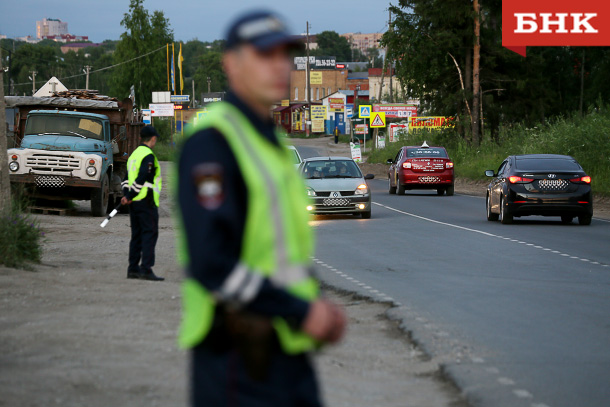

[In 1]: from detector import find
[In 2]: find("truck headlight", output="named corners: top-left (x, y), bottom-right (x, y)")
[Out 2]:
top-left (86, 166), bottom-right (97, 177)
top-left (9, 161), bottom-right (19, 172)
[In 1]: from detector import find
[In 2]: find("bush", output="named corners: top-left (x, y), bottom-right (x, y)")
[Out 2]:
top-left (367, 108), bottom-right (610, 196)
top-left (0, 208), bottom-right (44, 269)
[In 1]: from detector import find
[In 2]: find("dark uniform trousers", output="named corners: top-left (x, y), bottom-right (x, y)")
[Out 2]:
top-left (128, 200), bottom-right (159, 274)
top-left (191, 344), bottom-right (322, 407)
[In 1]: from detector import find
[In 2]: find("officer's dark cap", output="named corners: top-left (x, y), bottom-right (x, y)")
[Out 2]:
top-left (224, 11), bottom-right (304, 52)
top-left (140, 125), bottom-right (159, 140)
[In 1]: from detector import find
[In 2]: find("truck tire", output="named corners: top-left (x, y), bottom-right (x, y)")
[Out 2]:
top-left (91, 174), bottom-right (110, 217)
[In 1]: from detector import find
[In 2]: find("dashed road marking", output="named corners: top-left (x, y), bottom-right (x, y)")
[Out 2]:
top-left (373, 202), bottom-right (608, 269)
top-left (514, 389), bottom-right (533, 398)
top-left (498, 377), bottom-right (515, 386)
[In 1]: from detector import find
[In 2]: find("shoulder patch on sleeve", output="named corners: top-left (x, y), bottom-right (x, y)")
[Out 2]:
top-left (193, 163), bottom-right (224, 210)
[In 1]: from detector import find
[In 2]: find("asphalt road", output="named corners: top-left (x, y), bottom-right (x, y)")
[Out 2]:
top-left (297, 146), bottom-right (610, 407)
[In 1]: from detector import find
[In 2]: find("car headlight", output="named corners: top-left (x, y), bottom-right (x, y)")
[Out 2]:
top-left (306, 188), bottom-right (317, 197)
top-left (86, 166), bottom-right (97, 177)
top-left (9, 161), bottom-right (19, 172)
top-left (355, 184), bottom-right (368, 195)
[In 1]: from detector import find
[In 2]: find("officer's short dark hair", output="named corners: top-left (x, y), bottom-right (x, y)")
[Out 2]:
top-left (140, 126), bottom-right (159, 142)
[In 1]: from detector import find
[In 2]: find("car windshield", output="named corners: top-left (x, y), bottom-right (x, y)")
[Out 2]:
top-left (25, 115), bottom-right (104, 141)
top-left (515, 158), bottom-right (581, 171)
top-left (302, 160), bottom-right (362, 179)
top-left (406, 147), bottom-right (448, 158)
top-left (289, 149), bottom-right (301, 164)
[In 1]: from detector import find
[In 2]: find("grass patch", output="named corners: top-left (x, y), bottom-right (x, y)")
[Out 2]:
top-left (0, 202), bottom-right (44, 270)
top-left (153, 141), bottom-right (178, 162)
top-left (366, 107), bottom-right (610, 196)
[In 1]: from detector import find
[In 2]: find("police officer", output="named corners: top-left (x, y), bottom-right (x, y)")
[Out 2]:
top-left (176, 10), bottom-right (346, 407)
top-left (122, 126), bottom-right (164, 281)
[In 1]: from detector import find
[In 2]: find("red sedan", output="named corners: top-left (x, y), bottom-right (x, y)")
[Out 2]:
top-left (387, 142), bottom-right (455, 196)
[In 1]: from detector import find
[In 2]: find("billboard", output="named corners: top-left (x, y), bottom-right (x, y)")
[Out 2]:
top-left (310, 105), bottom-right (327, 120)
top-left (329, 98), bottom-right (344, 112)
top-left (201, 92), bottom-right (225, 105)
top-left (373, 104), bottom-right (418, 118)
top-left (149, 103), bottom-right (174, 117)
top-left (410, 116), bottom-right (456, 129)
top-left (294, 56), bottom-right (337, 70)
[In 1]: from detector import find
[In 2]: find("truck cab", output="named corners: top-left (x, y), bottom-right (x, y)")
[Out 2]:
top-left (5, 95), bottom-right (142, 216)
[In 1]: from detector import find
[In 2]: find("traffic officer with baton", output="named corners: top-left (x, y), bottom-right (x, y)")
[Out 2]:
top-left (176, 10), bottom-right (346, 407)
top-left (122, 125), bottom-right (164, 281)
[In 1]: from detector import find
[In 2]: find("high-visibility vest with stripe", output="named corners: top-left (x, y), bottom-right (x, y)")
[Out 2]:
top-left (127, 146), bottom-right (162, 207)
top-left (177, 102), bottom-right (319, 354)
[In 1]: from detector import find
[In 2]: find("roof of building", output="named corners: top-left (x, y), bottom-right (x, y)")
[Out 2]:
top-left (347, 72), bottom-right (369, 80)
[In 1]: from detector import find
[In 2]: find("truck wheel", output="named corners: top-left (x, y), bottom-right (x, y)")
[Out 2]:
top-left (91, 174), bottom-right (109, 217)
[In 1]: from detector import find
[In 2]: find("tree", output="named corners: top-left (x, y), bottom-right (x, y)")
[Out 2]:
top-left (193, 50), bottom-right (226, 95)
top-left (0, 48), bottom-right (11, 212)
top-left (111, 0), bottom-right (173, 108)
top-left (312, 31), bottom-right (352, 61)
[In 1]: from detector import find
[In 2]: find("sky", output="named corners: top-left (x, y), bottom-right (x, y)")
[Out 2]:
top-left (0, 0), bottom-right (390, 43)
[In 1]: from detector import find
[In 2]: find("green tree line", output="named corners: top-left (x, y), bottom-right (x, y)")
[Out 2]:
top-left (384, 0), bottom-right (610, 144)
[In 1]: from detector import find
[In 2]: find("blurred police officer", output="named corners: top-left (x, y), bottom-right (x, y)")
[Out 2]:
top-left (122, 126), bottom-right (164, 281)
top-left (176, 10), bottom-right (346, 407)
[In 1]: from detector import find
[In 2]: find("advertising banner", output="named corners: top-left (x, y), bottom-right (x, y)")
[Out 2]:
top-left (410, 116), bottom-right (455, 129)
top-left (310, 105), bottom-right (327, 120)
top-left (355, 124), bottom-right (368, 134)
top-left (329, 98), bottom-right (344, 112)
top-left (294, 56), bottom-right (337, 70)
top-left (310, 72), bottom-right (323, 85)
top-left (350, 142), bottom-right (362, 163)
top-left (389, 123), bottom-right (408, 142)
top-left (312, 120), bottom-right (325, 133)
top-left (373, 104), bottom-right (418, 118)
top-left (149, 103), bottom-right (174, 117)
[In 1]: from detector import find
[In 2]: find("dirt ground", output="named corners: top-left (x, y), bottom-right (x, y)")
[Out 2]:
top-left (0, 160), bottom-right (465, 407)
top-left (290, 136), bottom-right (610, 220)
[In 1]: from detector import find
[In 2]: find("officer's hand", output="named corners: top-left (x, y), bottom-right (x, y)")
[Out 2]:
top-left (302, 300), bottom-right (346, 344)
top-left (120, 197), bottom-right (132, 206)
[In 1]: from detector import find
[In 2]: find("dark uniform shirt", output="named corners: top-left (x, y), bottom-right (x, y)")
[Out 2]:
top-left (178, 92), bottom-right (310, 327)
top-left (122, 145), bottom-right (156, 203)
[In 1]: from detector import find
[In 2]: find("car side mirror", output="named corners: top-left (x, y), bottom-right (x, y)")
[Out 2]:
top-left (386, 159), bottom-right (393, 164)
top-left (364, 174), bottom-right (375, 180)
top-left (485, 170), bottom-right (495, 177)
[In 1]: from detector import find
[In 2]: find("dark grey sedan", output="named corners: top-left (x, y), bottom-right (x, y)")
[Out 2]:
top-left (300, 157), bottom-right (374, 218)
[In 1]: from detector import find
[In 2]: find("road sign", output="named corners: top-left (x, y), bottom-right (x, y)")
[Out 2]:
top-left (359, 105), bottom-right (372, 118)
top-left (142, 109), bottom-right (152, 124)
top-left (170, 94), bottom-right (190, 103)
top-left (149, 103), bottom-right (174, 117)
top-left (370, 112), bottom-right (386, 128)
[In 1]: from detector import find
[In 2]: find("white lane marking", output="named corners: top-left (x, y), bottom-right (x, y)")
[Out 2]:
top-left (532, 403), bottom-right (551, 407)
top-left (498, 377), bottom-right (515, 386)
top-left (373, 202), bottom-right (608, 268)
top-left (514, 389), bottom-right (533, 399)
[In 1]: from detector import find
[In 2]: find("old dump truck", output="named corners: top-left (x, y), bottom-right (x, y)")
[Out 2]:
top-left (5, 95), bottom-right (143, 216)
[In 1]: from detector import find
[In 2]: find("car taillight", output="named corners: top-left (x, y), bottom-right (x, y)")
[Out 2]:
top-left (402, 162), bottom-right (412, 169)
top-left (570, 176), bottom-right (591, 184)
top-left (508, 176), bottom-right (534, 184)
top-left (445, 162), bottom-right (454, 169)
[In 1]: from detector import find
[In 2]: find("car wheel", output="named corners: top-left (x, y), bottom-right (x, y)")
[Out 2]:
top-left (578, 215), bottom-right (592, 225)
top-left (486, 194), bottom-right (499, 221)
top-left (499, 196), bottom-right (513, 224)
top-left (397, 182), bottom-right (406, 195)
top-left (361, 210), bottom-right (371, 219)
top-left (561, 215), bottom-right (574, 224)
top-left (446, 185), bottom-right (455, 196)
top-left (436, 189), bottom-right (445, 196)
top-left (388, 177), bottom-right (397, 194)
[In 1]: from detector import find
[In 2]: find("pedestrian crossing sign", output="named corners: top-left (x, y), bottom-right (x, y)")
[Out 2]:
top-left (359, 105), bottom-right (372, 118)
top-left (370, 112), bottom-right (386, 128)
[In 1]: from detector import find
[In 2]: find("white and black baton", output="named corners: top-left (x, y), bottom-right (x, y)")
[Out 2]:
top-left (100, 203), bottom-right (122, 228)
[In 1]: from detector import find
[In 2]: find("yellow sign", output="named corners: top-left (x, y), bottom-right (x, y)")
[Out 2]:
top-left (312, 119), bottom-right (325, 133)
top-left (193, 109), bottom-right (208, 125)
top-left (410, 116), bottom-right (455, 129)
top-left (310, 71), bottom-right (322, 85)
top-left (281, 99), bottom-right (289, 106)
top-left (370, 112), bottom-right (386, 128)
top-left (310, 105), bottom-right (327, 120)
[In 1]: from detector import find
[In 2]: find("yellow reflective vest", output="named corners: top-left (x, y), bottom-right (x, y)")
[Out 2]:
top-left (177, 102), bottom-right (319, 354)
top-left (126, 146), bottom-right (162, 207)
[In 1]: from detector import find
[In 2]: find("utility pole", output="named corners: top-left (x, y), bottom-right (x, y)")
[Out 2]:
top-left (29, 70), bottom-right (37, 95)
top-left (579, 49), bottom-right (585, 117)
top-left (306, 21), bottom-right (311, 137)
top-left (207, 76), bottom-right (211, 93)
top-left (0, 47), bottom-right (11, 212)
top-left (388, 9), bottom-right (393, 103)
top-left (192, 78), bottom-right (196, 108)
top-left (83, 65), bottom-right (92, 90)
top-left (472, 0), bottom-right (481, 145)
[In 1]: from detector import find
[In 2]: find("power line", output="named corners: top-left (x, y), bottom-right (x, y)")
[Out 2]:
top-left (3, 44), bottom-right (166, 88)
